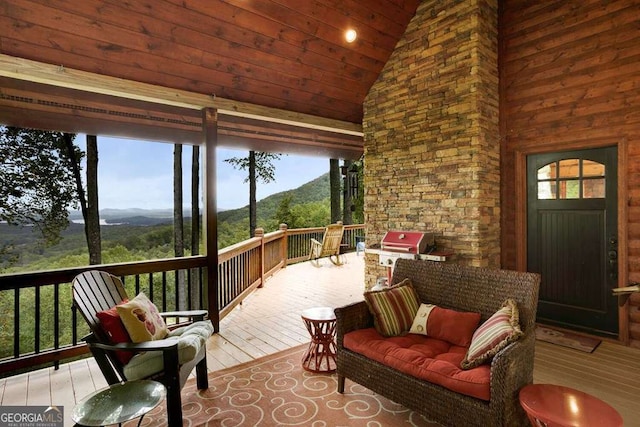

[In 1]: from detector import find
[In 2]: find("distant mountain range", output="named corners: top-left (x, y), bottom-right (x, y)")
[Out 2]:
top-left (66, 172), bottom-right (330, 227)
top-left (1, 172), bottom-right (333, 269)
top-left (67, 208), bottom-right (181, 226)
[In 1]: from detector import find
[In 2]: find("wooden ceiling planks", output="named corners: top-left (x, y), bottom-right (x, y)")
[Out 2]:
top-left (0, 0), bottom-right (420, 157)
top-left (225, 0), bottom-right (395, 63)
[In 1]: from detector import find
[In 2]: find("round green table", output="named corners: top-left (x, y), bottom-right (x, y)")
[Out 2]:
top-left (72, 380), bottom-right (166, 426)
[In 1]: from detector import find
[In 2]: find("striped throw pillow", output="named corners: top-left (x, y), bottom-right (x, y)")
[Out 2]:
top-left (461, 299), bottom-right (523, 369)
top-left (364, 278), bottom-right (420, 337)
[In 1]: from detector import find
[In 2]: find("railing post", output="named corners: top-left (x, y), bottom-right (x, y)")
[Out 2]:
top-left (279, 223), bottom-right (288, 268)
top-left (255, 228), bottom-right (265, 288)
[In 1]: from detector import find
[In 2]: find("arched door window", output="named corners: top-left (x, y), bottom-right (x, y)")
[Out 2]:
top-left (536, 159), bottom-right (605, 200)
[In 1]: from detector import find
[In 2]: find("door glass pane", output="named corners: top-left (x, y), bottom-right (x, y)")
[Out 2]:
top-left (583, 178), bottom-right (605, 198)
top-left (536, 159), bottom-right (606, 200)
top-left (559, 159), bottom-right (579, 178)
top-left (583, 160), bottom-right (605, 177)
top-left (538, 163), bottom-right (556, 180)
top-left (538, 181), bottom-right (556, 199)
top-left (559, 180), bottom-right (580, 199)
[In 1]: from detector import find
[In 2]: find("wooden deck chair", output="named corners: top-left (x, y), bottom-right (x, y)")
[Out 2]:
top-left (308, 222), bottom-right (345, 267)
top-left (72, 270), bottom-right (213, 427)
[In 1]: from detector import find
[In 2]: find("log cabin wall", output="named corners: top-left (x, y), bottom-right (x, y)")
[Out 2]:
top-left (500, 0), bottom-right (640, 344)
top-left (362, 0), bottom-right (500, 288)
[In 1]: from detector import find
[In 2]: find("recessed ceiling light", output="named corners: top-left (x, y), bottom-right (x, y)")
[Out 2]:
top-left (345, 29), bottom-right (357, 43)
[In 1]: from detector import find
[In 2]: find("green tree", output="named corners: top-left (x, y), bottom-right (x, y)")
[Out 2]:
top-left (275, 195), bottom-right (297, 228)
top-left (0, 127), bottom-right (79, 268)
top-left (292, 201), bottom-right (330, 227)
top-left (224, 151), bottom-right (282, 237)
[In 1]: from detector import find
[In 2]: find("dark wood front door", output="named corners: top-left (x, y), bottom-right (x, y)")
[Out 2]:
top-left (527, 147), bottom-right (618, 336)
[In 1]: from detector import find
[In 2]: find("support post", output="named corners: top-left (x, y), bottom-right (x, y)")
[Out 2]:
top-left (202, 108), bottom-right (220, 332)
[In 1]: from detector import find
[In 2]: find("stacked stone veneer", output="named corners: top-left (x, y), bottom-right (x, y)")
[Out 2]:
top-left (363, 0), bottom-right (500, 287)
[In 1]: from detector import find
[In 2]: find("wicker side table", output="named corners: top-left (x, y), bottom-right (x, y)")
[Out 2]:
top-left (301, 306), bottom-right (337, 373)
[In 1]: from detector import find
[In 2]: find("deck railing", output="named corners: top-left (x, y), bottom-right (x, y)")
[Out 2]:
top-left (0, 223), bottom-right (364, 377)
top-left (286, 224), bottom-right (364, 264)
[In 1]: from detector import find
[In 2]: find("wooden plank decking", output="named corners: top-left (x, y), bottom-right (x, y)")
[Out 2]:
top-left (1, 252), bottom-right (639, 426)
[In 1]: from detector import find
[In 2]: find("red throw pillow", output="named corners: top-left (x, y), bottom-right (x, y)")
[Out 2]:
top-left (96, 300), bottom-right (133, 365)
top-left (409, 303), bottom-right (481, 347)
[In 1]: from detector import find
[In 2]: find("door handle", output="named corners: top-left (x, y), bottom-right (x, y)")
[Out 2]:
top-left (608, 250), bottom-right (618, 279)
top-left (609, 235), bottom-right (618, 280)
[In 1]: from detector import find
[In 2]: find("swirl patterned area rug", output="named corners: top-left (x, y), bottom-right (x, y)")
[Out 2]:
top-left (131, 344), bottom-right (440, 426)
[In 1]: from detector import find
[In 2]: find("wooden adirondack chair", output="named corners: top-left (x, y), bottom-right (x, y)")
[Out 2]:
top-left (308, 222), bottom-right (345, 267)
top-left (72, 270), bottom-right (212, 427)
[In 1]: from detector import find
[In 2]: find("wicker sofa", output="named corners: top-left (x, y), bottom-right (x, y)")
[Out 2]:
top-left (335, 258), bottom-right (540, 427)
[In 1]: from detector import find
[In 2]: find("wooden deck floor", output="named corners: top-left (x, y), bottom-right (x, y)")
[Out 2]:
top-left (2, 252), bottom-right (639, 426)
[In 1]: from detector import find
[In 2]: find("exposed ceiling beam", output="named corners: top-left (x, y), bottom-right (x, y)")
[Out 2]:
top-left (0, 75), bottom-right (363, 159)
top-left (0, 54), bottom-right (363, 137)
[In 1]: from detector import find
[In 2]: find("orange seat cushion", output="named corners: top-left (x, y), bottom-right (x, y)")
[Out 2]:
top-left (344, 328), bottom-right (491, 401)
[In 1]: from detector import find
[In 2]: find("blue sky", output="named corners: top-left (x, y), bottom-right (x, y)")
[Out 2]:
top-left (75, 135), bottom-right (331, 211)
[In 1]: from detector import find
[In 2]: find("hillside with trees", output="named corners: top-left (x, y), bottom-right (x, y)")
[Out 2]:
top-left (217, 173), bottom-right (332, 244)
top-left (0, 173), bottom-right (334, 274)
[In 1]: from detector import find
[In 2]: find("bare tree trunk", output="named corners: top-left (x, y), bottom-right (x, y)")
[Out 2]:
top-left (86, 135), bottom-right (102, 264)
top-left (191, 145), bottom-right (201, 309)
top-left (63, 133), bottom-right (101, 264)
top-left (330, 159), bottom-right (341, 223)
top-left (191, 146), bottom-right (200, 256)
top-left (249, 150), bottom-right (257, 237)
top-left (174, 144), bottom-right (185, 310)
top-left (342, 159), bottom-right (353, 225)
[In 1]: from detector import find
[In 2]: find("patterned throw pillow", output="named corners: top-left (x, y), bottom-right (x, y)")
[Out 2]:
top-left (116, 292), bottom-right (169, 343)
top-left (96, 300), bottom-right (133, 364)
top-left (461, 299), bottom-right (523, 369)
top-left (409, 303), bottom-right (481, 347)
top-left (364, 278), bottom-right (420, 337)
